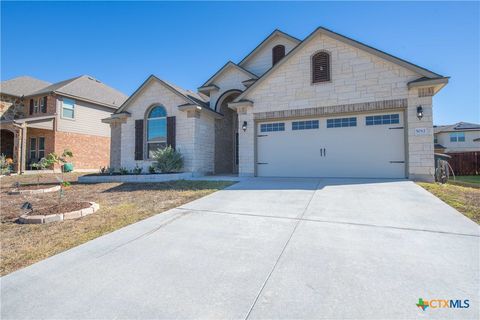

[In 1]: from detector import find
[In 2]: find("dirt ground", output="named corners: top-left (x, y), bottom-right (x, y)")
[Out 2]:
top-left (0, 173), bottom-right (234, 275)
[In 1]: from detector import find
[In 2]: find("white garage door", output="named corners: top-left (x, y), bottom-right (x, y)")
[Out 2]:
top-left (256, 112), bottom-right (406, 178)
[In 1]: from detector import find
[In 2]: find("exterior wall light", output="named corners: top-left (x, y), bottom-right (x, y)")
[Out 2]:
top-left (416, 106), bottom-right (424, 120)
top-left (242, 121), bottom-right (247, 132)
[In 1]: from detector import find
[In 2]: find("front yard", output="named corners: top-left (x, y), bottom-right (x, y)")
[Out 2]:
top-left (418, 182), bottom-right (480, 224)
top-left (0, 173), bottom-right (234, 276)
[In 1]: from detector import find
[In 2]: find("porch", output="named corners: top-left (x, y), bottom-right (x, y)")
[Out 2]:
top-left (0, 115), bottom-right (55, 173)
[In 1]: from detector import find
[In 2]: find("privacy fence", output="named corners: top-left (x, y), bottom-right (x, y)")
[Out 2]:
top-left (447, 152), bottom-right (480, 176)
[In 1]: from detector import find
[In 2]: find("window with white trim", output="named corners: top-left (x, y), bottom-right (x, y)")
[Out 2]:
top-left (327, 117), bottom-right (357, 128)
top-left (260, 122), bottom-right (285, 132)
top-left (29, 137), bottom-right (37, 160)
top-left (366, 114), bottom-right (400, 126)
top-left (449, 132), bottom-right (465, 142)
top-left (38, 137), bottom-right (45, 159)
top-left (292, 120), bottom-right (319, 130)
top-left (62, 98), bottom-right (75, 119)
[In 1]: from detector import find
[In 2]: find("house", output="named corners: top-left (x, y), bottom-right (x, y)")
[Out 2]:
top-left (103, 27), bottom-right (449, 181)
top-left (0, 75), bottom-right (127, 172)
top-left (434, 122), bottom-right (480, 153)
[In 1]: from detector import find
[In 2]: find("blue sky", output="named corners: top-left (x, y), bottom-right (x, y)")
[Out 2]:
top-left (1, 1), bottom-right (479, 124)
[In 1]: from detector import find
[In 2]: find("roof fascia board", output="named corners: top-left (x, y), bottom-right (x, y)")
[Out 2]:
top-left (235, 27), bottom-right (445, 102)
top-left (201, 62), bottom-right (258, 88)
top-left (238, 29), bottom-right (301, 67)
top-left (407, 77), bottom-right (449, 88)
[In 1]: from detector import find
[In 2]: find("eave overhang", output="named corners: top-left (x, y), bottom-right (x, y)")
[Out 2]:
top-left (178, 104), bottom-right (224, 119)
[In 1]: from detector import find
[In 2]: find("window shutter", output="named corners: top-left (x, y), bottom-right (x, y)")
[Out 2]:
top-left (41, 96), bottom-right (47, 113)
top-left (272, 45), bottom-right (286, 66)
top-left (29, 99), bottom-right (34, 115)
top-left (167, 116), bottom-right (176, 150)
top-left (134, 119), bottom-right (144, 160)
top-left (312, 52), bottom-right (330, 83)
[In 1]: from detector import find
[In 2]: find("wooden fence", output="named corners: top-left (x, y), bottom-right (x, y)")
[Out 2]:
top-left (446, 152), bottom-right (480, 176)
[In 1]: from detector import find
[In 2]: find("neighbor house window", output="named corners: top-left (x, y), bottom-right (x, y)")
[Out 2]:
top-left (327, 117), bottom-right (357, 128)
top-left (366, 114), bottom-right (400, 126)
top-left (147, 105), bottom-right (167, 158)
top-left (62, 98), bottom-right (75, 119)
top-left (33, 99), bottom-right (39, 113)
top-left (29, 137), bottom-right (37, 160)
top-left (272, 45), bottom-right (286, 66)
top-left (434, 136), bottom-right (438, 144)
top-left (38, 137), bottom-right (45, 159)
top-left (292, 120), bottom-right (319, 130)
top-left (449, 132), bottom-right (465, 142)
top-left (39, 97), bottom-right (46, 113)
top-left (260, 122), bottom-right (285, 132)
top-left (312, 51), bottom-right (330, 83)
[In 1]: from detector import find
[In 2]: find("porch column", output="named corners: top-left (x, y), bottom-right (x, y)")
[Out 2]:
top-left (229, 100), bottom-right (255, 177)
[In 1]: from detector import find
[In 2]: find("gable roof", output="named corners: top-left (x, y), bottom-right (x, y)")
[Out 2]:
top-left (0, 76), bottom-right (51, 97)
top-left (116, 75), bottom-right (210, 114)
top-left (235, 26), bottom-right (445, 102)
top-left (27, 75), bottom-right (127, 109)
top-left (434, 122), bottom-right (480, 134)
top-left (200, 61), bottom-right (258, 88)
top-left (238, 29), bottom-right (301, 66)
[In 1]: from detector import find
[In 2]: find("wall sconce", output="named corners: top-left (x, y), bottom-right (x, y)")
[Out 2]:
top-left (416, 106), bottom-right (424, 120)
top-left (242, 121), bottom-right (248, 132)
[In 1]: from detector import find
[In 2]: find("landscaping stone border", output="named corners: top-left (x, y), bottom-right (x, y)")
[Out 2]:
top-left (9, 185), bottom-right (61, 195)
top-left (78, 172), bottom-right (193, 183)
top-left (18, 202), bottom-right (100, 224)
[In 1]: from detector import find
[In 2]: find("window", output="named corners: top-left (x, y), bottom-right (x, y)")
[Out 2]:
top-left (38, 137), bottom-right (45, 159)
top-left (434, 136), bottom-right (438, 144)
top-left (272, 45), bottom-right (286, 66)
top-left (260, 122), bottom-right (285, 132)
top-left (29, 137), bottom-right (37, 160)
top-left (39, 97), bottom-right (46, 113)
top-left (292, 120), bottom-right (319, 130)
top-left (327, 117), bottom-right (357, 128)
top-left (62, 98), bottom-right (75, 119)
top-left (366, 114), bottom-right (400, 126)
top-left (312, 51), bottom-right (330, 83)
top-left (33, 99), bottom-right (39, 113)
top-left (449, 132), bottom-right (465, 142)
top-left (147, 106), bottom-right (167, 158)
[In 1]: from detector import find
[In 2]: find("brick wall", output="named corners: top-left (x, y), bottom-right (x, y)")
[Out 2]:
top-left (54, 131), bottom-right (110, 169)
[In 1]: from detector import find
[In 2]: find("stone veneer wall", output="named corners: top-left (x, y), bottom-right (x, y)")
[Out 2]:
top-left (237, 32), bottom-right (437, 181)
top-left (0, 94), bottom-right (24, 120)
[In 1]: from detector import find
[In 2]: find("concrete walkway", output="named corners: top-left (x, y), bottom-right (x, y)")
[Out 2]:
top-left (1, 178), bottom-right (479, 319)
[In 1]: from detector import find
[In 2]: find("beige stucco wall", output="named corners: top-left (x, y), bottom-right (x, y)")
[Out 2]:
top-left (117, 80), bottom-right (214, 174)
top-left (241, 35), bottom-right (299, 77)
top-left (436, 130), bottom-right (480, 153)
top-left (238, 32), bottom-right (437, 180)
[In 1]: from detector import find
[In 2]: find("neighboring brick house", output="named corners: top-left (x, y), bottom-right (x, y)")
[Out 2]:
top-left (0, 75), bottom-right (127, 172)
top-left (104, 27), bottom-right (449, 181)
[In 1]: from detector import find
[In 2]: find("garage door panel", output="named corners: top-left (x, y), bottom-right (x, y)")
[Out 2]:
top-left (257, 112), bottom-right (405, 178)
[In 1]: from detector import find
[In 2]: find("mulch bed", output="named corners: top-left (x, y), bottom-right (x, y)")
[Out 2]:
top-left (27, 201), bottom-right (92, 216)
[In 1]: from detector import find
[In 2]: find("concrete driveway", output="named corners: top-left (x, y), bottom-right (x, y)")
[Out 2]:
top-left (1, 178), bottom-right (479, 319)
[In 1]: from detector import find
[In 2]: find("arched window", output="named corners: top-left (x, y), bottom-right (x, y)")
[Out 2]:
top-left (272, 45), bottom-right (286, 66)
top-left (146, 105), bottom-right (167, 158)
top-left (312, 51), bottom-right (330, 83)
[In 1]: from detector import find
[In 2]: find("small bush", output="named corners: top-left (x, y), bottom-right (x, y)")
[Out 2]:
top-left (132, 164), bottom-right (143, 175)
top-left (119, 167), bottom-right (129, 175)
top-left (152, 146), bottom-right (184, 173)
top-left (148, 165), bottom-right (156, 174)
top-left (0, 154), bottom-right (13, 175)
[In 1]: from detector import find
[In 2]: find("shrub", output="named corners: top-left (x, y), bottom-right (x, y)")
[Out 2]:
top-left (132, 164), bottom-right (142, 175)
top-left (0, 154), bottom-right (11, 175)
top-left (152, 146), bottom-right (184, 173)
top-left (119, 167), bottom-right (129, 175)
top-left (148, 165), bottom-right (156, 174)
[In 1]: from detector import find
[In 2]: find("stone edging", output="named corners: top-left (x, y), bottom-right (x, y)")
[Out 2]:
top-left (9, 185), bottom-right (61, 195)
top-left (19, 202), bottom-right (100, 224)
top-left (78, 172), bottom-right (193, 183)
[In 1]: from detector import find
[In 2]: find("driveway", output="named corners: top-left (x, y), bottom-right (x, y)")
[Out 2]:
top-left (1, 178), bottom-right (479, 319)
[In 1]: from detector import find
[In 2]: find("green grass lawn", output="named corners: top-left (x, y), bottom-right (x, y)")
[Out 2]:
top-left (452, 175), bottom-right (480, 185)
top-left (418, 182), bottom-right (480, 224)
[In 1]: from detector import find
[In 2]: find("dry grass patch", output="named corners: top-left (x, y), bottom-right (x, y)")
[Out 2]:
top-left (418, 182), bottom-right (480, 224)
top-left (0, 174), bottom-right (234, 275)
